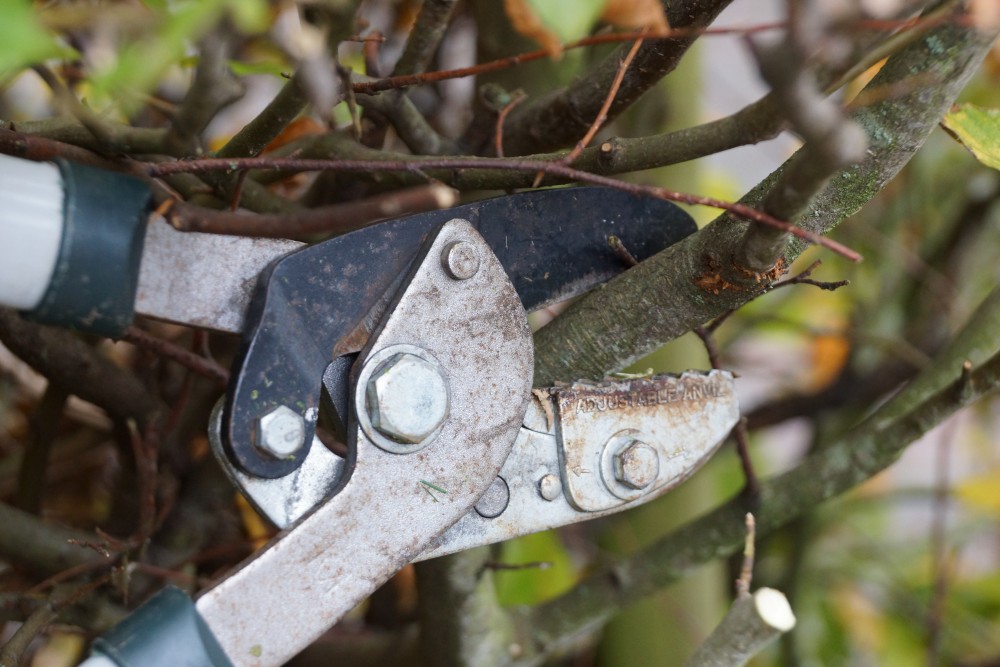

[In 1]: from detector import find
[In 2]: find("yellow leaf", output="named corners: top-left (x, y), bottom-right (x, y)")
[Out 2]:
top-left (601, 0), bottom-right (669, 31)
top-left (808, 333), bottom-right (850, 391)
top-left (957, 468), bottom-right (1000, 512)
top-left (942, 103), bottom-right (1000, 171)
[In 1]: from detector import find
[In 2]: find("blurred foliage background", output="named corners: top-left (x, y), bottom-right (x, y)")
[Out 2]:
top-left (1, 1), bottom-right (1000, 666)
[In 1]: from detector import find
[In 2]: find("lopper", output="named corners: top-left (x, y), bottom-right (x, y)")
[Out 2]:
top-left (0, 154), bottom-right (740, 667)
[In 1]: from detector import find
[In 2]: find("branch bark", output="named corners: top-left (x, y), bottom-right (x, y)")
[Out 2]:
top-left (512, 281), bottom-right (1000, 666)
top-left (0, 310), bottom-right (163, 425)
top-left (531, 10), bottom-right (999, 386)
top-left (498, 0), bottom-right (735, 155)
top-left (392, 0), bottom-right (460, 76)
top-left (683, 588), bottom-right (795, 667)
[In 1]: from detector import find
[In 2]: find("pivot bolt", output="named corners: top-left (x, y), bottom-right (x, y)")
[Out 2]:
top-left (257, 405), bottom-right (306, 458)
top-left (613, 440), bottom-right (659, 490)
top-left (367, 353), bottom-right (449, 444)
top-left (441, 241), bottom-right (480, 280)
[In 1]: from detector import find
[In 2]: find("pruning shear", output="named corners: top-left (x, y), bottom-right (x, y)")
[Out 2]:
top-left (0, 154), bottom-right (739, 666)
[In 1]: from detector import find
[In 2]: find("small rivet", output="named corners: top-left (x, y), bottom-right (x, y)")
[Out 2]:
top-left (538, 474), bottom-right (561, 501)
top-left (442, 241), bottom-right (481, 280)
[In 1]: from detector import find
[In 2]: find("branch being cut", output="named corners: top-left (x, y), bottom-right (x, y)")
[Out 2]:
top-left (513, 279), bottom-right (1000, 667)
top-left (531, 7), bottom-right (999, 386)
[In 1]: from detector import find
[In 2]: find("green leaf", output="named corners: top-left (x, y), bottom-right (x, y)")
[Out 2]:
top-left (525, 0), bottom-right (605, 43)
top-left (941, 103), bottom-right (1000, 171)
top-left (494, 531), bottom-right (577, 606)
top-left (0, 4), bottom-right (77, 78)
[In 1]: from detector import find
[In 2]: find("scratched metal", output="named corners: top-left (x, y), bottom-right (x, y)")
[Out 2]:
top-left (208, 400), bottom-right (344, 528)
top-left (419, 372), bottom-right (739, 559)
top-left (195, 219), bottom-right (533, 667)
top-left (136, 217), bottom-right (302, 334)
top-left (554, 371), bottom-right (739, 512)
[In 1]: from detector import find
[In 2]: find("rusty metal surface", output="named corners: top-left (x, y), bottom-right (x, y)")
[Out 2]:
top-left (556, 371), bottom-right (739, 512)
top-left (195, 219), bottom-right (533, 667)
top-left (419, 372), bottom-right (739, 559)
top-left (136, 217), bottom-right (302, 334)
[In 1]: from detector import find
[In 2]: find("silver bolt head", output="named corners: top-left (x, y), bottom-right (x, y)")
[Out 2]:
top-left (442, 241), bottom-right (481, 280)
top-left (614, 440), bottom-right (659, 490)
top-left (367, 353), bottom-right (449, 444)
top-left (257, 405), bottom-right (306, 458)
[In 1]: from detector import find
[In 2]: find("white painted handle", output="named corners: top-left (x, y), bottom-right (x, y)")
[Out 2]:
top-left (0, 154), bottom-right (64, 309)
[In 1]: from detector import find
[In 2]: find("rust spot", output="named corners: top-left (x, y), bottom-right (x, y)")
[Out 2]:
top-left (693, 255), bottom-right (786, 295)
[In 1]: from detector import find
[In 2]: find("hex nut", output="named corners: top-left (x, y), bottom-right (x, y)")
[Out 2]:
top-left (366, 353), bottom-right (449, 444)
top-left (441, 241), bottom-right (481, 280)
top-left (257, 405), bottom-right (306, 458)
top-left (613, 440), bottom-right (659, 490)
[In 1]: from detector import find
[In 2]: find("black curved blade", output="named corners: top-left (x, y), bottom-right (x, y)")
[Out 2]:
top-left (225, 187), bottom-right (695, 478)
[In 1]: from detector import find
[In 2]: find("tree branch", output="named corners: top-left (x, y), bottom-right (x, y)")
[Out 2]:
top-left (0, 310), bottom-right (163, 425)
top-left (0, 501), bottom-right (111, 577)
top-left (498, 0), bottom-right (735, 155)
top-left (531, 9), bottom-right (999, 386)
top-left (163, 183), bottom-right (456, 237)
top-left (512, 283), bottom-right (1000, 666)
top-left (162, 30), bottom-right (244, 157)
top-left (392, 0), bottom-right (460, 76)
top-left (415, 548), bottom-right (516, 667)
top-left (683, 588), bottom-right (795, 667)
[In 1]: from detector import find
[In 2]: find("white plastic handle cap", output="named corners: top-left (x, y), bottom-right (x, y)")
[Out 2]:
top-left (0, 154), bottom-right (65, 309)
top-left (78, 654), bottom-right (119, 667)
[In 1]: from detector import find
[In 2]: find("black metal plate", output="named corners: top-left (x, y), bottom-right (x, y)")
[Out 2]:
top-left (224, 187), bottom-right (694, 478)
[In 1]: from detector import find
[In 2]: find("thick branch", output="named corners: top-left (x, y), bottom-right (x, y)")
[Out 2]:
top-left (683, 588), bottom-right (795, 667)
top-left (0, 501), bottom-right (110, 576)
top-left (163, 31), bottom-right (244, 157)
top-left (499, 0), bottom-right (734, 155)
top-left (356, 90), bottom-right (459, 154)
top-left (415, 548), bottom-right (516, 667)
top-left (393, 0), bottom-right (460, 76)
top-left (513, 288), bottom-right (1000, 665)
top-left (532, 11), bottom-right (999, 386)
top-left (0, 310), bottom-right (163, 425)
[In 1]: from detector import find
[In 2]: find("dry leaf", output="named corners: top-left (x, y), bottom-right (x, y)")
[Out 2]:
top-left (601, 0), bottom-right (669, 32)
top-left (504, 0), bottom-right (564, 56)
top-left (971, 0), bottom-right (1000, 29)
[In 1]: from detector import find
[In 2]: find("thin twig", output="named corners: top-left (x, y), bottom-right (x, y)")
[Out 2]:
top-left (563, 34), bottom-right (646, 167)
top-left (15, 384), bottom-right (69, 514)
top-left (126, 420), bottom-right (158, 546)
top-left (695, 323), bottom-right (761, 496)
top-left (0, 577), bottom-right (109, 667)
top-left (146, 156), bottom-right (862, 262)
top-left (927, 419), bottom-right (956, 666)
top-left (736, 513), bottom-right (756, 598)
top-left (494, 92), bottom-right (526, 158)
top-left (608, 235), bottom-right (640, 268)
top-left (123, 327), bottom-right (229, 387)
top-left (163, 183), bottom-right (458, 237)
